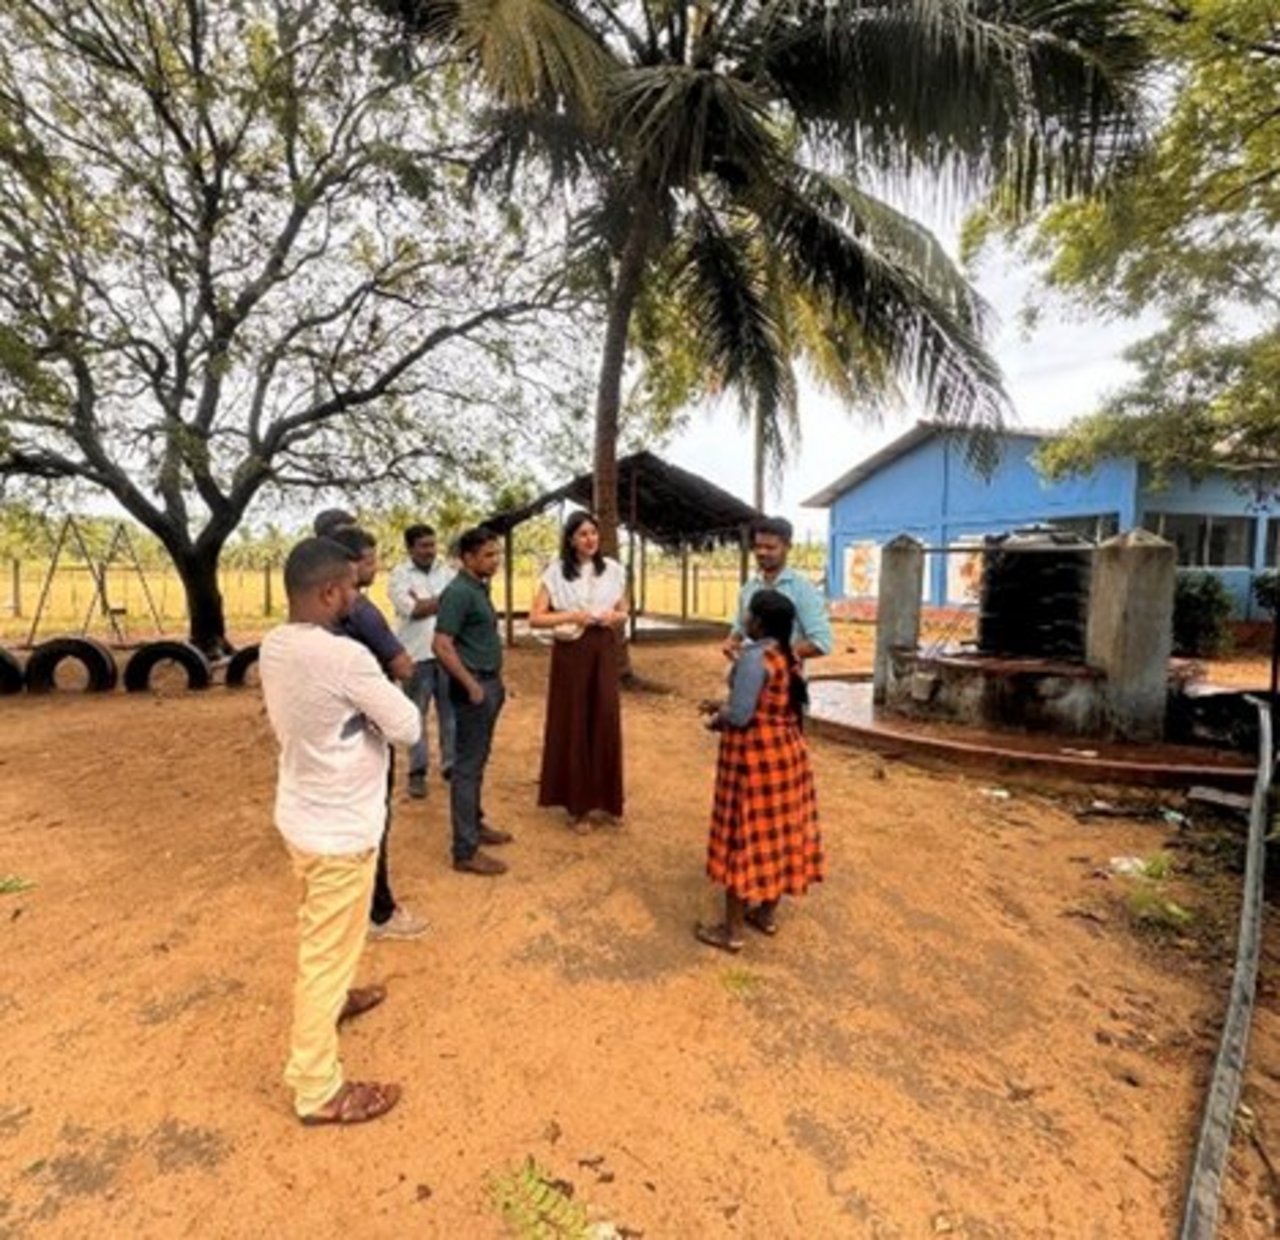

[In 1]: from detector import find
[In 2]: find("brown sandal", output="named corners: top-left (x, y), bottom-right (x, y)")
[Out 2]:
top-left (338, 984), bottom-right (386, 1024)
top-left (301, 1080), bottom-right (401, 1126)
top-left (694, 922), bottom-right (745, 954)
top-left (744, 907), bottom-right (779, 937)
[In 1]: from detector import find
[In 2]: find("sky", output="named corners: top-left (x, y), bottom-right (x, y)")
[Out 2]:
top-left (62, 215), bottom-right (1156, 544)
top-left (661, 247), bottom-right (1153, 545)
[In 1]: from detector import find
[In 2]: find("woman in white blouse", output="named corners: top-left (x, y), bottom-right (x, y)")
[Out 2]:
top-left (530, 511), bottom-right (628, 832)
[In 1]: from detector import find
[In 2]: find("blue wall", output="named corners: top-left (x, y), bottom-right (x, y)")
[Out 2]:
top-left (824, 434), bottom-right (1280, 616)
top-left (827, 433), bottom-right (1139, 605)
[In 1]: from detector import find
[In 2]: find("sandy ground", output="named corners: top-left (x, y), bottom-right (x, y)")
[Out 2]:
top-left (1, 638), bottom-right (1278, 1239)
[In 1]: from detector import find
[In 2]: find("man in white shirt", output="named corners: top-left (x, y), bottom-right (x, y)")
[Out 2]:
top-left (387, 522), bottom-right (456, 798)
top-left (260, 536), bottom-right (421, 1126)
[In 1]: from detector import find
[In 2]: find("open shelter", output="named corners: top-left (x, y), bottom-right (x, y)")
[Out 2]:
top-left (480, 450), bottom-right (760, 644)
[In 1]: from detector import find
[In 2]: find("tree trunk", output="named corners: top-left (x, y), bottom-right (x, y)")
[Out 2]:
top-left (594, 192), bottom-right (660, 685)
top-left (594, 193), bottom-right (659, 558)
top-left (175, 548), bottom-right (232, 658)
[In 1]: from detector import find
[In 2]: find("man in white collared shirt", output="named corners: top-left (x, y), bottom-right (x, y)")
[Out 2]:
top-left (387, 523), bottom-right (456, 798)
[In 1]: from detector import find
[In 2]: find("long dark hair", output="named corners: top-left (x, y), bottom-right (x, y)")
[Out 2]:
top-left (561, 511), bottom-right (606, 582)
top-left (749, 589), bottom-right (808, 722)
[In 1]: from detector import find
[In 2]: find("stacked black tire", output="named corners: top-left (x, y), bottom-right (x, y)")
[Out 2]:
top-left (977, 528), bottom-right (1092, 661)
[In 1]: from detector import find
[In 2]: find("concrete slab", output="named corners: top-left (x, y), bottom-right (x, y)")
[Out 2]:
top-left (809, 677), bottom-right (1254, 790)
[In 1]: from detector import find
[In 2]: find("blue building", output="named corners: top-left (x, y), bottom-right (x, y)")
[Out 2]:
top-left (803, 422), bottom-right (1277, 617)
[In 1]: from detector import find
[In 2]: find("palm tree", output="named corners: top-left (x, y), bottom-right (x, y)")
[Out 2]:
top-left (386, 0), bottom-right (1147, 543)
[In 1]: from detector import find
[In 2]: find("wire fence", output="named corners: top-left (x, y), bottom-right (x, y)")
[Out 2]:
top-left (0, 554), bottom-right (789, 642)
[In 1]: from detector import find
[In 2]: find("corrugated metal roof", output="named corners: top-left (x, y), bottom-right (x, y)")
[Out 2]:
top-left (480, 450), bottom-right (761, 551)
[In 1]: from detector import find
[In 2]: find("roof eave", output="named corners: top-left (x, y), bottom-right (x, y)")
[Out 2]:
top-left (802, 421), bottom-right (1060, 507)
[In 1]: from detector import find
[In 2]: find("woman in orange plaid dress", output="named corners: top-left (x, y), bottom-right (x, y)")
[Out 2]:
top-left (697, 589), bottom-right (823, 952)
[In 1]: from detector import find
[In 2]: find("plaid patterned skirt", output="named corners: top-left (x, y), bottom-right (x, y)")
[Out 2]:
top-left (706, 712), bottom-right (823, 903)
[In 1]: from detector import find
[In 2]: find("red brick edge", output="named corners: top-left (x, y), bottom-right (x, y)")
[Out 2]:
top-left (807, 714), bottom-right (1254, 790)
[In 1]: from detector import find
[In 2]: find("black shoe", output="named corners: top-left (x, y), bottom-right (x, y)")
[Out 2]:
top-left (407, 771), bottom-right (427, 799)
top-left (441, 766), bottom-right (452, 783)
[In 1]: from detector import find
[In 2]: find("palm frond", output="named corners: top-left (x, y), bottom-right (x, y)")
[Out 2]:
top-left (756, 177), bottom-right (1008, 430)
top-left (611, 65), bottom-right (778, 189)
top-left (677, 204), bottom-right (797, 442)
top-left (786, 281), bottom-right (900, 413)
top-left (468, 105), bottom-right (613, 193)
top-left (801, 171), bottom-right (991, 332)
top-left (743, 0), bottom-right (1148, 210)
top-left (392, 0), bottom-right (618, 114)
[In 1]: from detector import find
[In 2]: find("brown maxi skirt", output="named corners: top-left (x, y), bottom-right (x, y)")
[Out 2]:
top-left (537, 625), bottom-right (624, 818)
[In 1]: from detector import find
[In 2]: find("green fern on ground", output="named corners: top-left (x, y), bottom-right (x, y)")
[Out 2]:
top-left (490, 1156), bottom-right (591, 1239)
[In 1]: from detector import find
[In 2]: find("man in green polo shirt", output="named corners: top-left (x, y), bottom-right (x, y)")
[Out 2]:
top-left (432, 526), bottom-right (514, 876)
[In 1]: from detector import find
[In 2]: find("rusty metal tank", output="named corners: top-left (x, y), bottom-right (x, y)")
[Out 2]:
top-left (977, 526), bottom-right (1093, 660)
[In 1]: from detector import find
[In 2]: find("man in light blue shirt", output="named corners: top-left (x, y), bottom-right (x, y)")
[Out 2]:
top-left (725, 516), bottom-right (833, 663)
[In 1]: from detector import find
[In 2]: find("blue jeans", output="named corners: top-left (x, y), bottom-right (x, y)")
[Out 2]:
top-left (406, 659), bottom-right (455, 777)
top-left (448, 674), bottom-right (505, 861)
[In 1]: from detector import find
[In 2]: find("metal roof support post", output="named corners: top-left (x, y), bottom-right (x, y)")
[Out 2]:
top-left (503, 527), bottom-right (515, 648)
top-left (639, 535), bottom-right (647, 615)
top-left (627, 469), bottom-right (639, 644)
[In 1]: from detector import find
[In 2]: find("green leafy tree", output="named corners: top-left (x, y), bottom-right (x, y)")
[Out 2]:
top-left (385, 0), bottom-right (1148, 533)
top-left (0, 0), bottom-right (581, 653)
top-left (969, 1), bottom-right (1280, 482)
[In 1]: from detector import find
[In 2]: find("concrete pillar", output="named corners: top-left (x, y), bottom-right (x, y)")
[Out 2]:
top-left (1086, 529), bottom-right (1175, 741)
top-left (874, 535), bottom-right (925, 705)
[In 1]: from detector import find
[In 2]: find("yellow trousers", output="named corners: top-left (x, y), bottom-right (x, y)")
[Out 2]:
top-left (283, 844), bottom-right (377, 1117)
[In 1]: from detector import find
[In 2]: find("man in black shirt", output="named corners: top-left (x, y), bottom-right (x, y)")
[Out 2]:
top-left (316, 517), bottom-right (426, 940)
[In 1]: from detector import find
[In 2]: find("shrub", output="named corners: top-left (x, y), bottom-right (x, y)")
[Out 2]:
top-left (1173, 572), bottom-right (1234, 657)
top-left (1252, 570), bottom-right (1280, 616)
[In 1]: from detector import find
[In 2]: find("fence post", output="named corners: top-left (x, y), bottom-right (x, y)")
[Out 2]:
top-left (10, 558), bottom-right (19, 618)
top-left (263, 565), bottom-right (273, 617)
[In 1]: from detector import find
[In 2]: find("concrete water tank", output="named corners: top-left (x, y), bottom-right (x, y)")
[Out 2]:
top-left (977, 527), bottom-right (1092, 660)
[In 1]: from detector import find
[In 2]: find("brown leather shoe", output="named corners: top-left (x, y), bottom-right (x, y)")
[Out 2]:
top-left (478, 824), bottom-right (513, 846)
top-left (453, 849), bottom-right (508, 876)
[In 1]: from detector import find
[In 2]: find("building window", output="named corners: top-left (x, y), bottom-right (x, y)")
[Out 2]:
top-left (1143, 512), bottom-right (1256, 567)
top-left (1266, 520), bottom-right (1280, 567)
top-left (1048, 513), bottom-right (1120, 543)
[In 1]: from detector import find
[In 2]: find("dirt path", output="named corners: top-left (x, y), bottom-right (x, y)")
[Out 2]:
top-left (1, 640), bottom-right (1277, 1238)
